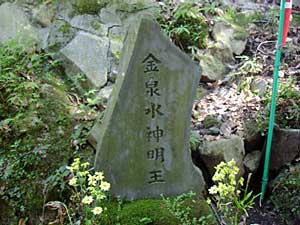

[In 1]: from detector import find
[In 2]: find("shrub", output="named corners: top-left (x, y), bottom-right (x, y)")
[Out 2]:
top-left (270, 163), bottom-right (300, 223)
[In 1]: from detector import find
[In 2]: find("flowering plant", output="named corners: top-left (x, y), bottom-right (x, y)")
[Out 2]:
top-left (207, 160), bottom-right (258, 225)
top-left (67, 158), bottom-right (110, 225)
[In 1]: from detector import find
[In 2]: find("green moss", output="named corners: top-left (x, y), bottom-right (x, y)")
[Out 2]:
top-left (99, 198), bottom-right (216, 225)
top-left (0, 41), bottom-right (73, 222)
top-left (291, 14), bottom-right (300, 27)
top-left (90, 20), bottom-right (101, 30)
top-left (74, 0), bottom-right (108, 14)
top-left (58, 22), bottom-right (71, 34)
top-left (202, 115), bottom-right (221, 129)
top-left (219, 8), bottom-right (262, 40)
top-left (114, 1), bottom-right (146, 13)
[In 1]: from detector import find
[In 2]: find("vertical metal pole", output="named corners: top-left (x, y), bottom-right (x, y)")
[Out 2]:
top-left (260, 0), bottom-right (286, 203)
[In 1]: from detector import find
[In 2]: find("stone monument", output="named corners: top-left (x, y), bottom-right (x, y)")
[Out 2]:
top-left (94, 16), bottom-right (205, 200)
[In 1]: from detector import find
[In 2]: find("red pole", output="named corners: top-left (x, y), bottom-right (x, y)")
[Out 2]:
top-left (282, 0), bottom-right (293, 45)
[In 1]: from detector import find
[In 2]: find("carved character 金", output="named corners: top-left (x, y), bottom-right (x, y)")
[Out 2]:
top-left (142, 53), bottom-right (161, 73)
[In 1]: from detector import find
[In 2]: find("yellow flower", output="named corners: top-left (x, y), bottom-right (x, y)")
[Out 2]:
top-left (82, 196), bottom-right (93, 205)
top-left (88, 174), bottom-right (97, 186)
top-left (206, 198), bottom-right (212, 205)
top-left (95, 171), bottom-right (104, 181)
top-left (208, 185), bottom-right (218, 195)
top-left (92, 207), bottom-right (103, 215)
top-left (69, 177), bottom-right (78, 186)
top-left (81, 162), bottom-right (90, 169)
top-left (100, 181), bottom-right (110, 191)
top-left (78, 171), bottom-right (89, 177)
top-left (66, 166), bottom-right (73, 173)
top-left (96, 193), bottom-right (106, 200)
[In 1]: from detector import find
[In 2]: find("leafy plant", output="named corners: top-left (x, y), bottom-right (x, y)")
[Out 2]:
top-left (64, 158), bottom-right (111, 225)
top-left (207, 160), bottom-right (258, 225)
top-left (0, 40), bottom-right (73, 220)
top-left (163, 192), bottom-right (213, 225)
top-left (257, 78), bottom-right (300, 130)
top-left (157, 1), bottom-right (209, 54)
top-left (270, 163), bottom-right (300, 223)
top-left (235, 56), bottom-right (263, 77)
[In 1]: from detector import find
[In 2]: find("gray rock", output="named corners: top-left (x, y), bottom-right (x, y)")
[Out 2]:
top-left (97, 85), bottom-right (113, 103)
top-left (38, 27), bottom-right (50, 50)
top-left (47, 20), bottom-right (76, 50)
top-left (70, 14), bottom-right (107, 36)
top-left (268, 127), bottom-right (300, 171)
top-left (0, 3), bottom-right (38, 43)
top-left (32, 2), bottom-right (55, 27)
top-left (60, 31), bottom-right (109, 89)
top-left (244, 151), bottom-right (261, 173)
top-left (93, 16), bottom-right (205, 200)
top-left (200, 54), bottom-right (229, 81)
top-left (208, 41), bottom-right (234, 64)
top-left (199, 135), bottom-right (245, 177)
top-left (213, 21), bottom-right (248, 55)
top-left (100, 7), bottom-right (122, 26)
top-left (250, 76), bottom-right (269, 96)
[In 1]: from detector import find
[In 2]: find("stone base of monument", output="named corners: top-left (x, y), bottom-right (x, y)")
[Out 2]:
top-left (92, 15), bottom-right (206, 200)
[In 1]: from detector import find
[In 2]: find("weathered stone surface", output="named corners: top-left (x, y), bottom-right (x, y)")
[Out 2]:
top-left (97, 85), bottom-right (113, 103)
top-left (32, 2), bottom-right (55, 27)
top-left (266, 127), bottom-right (300, 171)
top-left (94, 16), bottom-right (205, 200)
top-left (200, 54), bottom-right (229, 81)
top-left (0, 3), bottom-right (38, 43)
top-left (208, 41), bottom-right (234, 64)
top-left (250, 76), bottom-right (269, 96)
top-left (199, 135), bottom-right (245, 177)
top-left (60, 31), bottom-right (109, 89)
top-left (70, 15), bottom-right (107, 36)
top-left (244, 150), bottom-right (261, 173)
top-left (213, 21), bottom-right (248, 55)
top-left (47, 20), bottom-right (75, 50)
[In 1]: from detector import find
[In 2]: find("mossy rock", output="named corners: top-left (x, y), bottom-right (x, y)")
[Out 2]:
top-left (0, 42), bottom-right (74, 222)
top-left (99, 198), bottom-right (216, 225)
top-left (202, 115), bottom-right (222, 129)
top-left (74, 0), bottom-right (108, 14)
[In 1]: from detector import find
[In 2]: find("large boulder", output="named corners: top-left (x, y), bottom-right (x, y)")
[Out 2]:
top-left (0, 3), bottom-right (38, 43)
top-left (199, 135), bottom-right (245, 177)
top-left (60, 31), bottom-right (110, 89)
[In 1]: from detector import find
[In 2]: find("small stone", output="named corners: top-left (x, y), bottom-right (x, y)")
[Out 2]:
top-left (250, 76), bottom-right (269, 96)
top-left (32, 3), bottom-right (55, 27)
top-left (97, 85), bottom-right (113, 103)
top-left (199, 135), bottom-right (245, 178)
top-left (243, 151), bottom-right (261, 173)
top-left (200, 54), bottom-right (229, 81)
